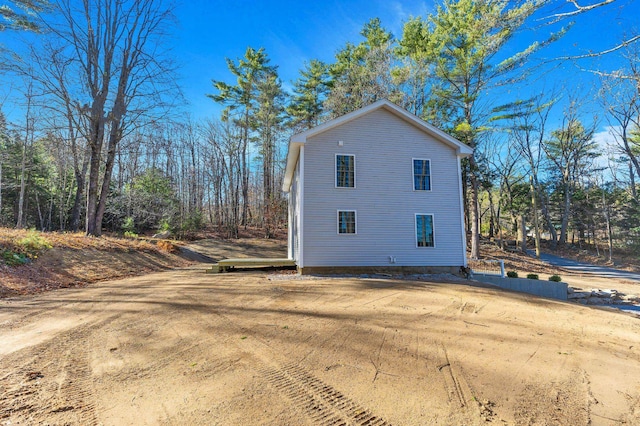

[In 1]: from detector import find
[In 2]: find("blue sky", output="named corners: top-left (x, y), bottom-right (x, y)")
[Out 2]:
top-left (174, 0), bottom-right (431, 119)
top-left (0, 0), bottom-right (638, 132)
top-left (174, 0), bottom-right (640, 126)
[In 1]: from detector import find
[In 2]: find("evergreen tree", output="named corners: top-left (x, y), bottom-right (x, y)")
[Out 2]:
top-left (325, 18), bottom-right (400, 117)
top-left (398, 0), bottom-right (563, 258)
top-left (286, 59), bottom-right (330, 132)
top-left (254, 71), bottom-right (286, 237)
top-left (543, 118), bottom-right (599, 245)
top-left (0, 0), bottom-right (50, 31)
top-left (208, 47), bottom-right (277, 229)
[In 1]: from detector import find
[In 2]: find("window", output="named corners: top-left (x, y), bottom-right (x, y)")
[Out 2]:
top-left (336, 154), bottom-right (355, 188)
top-left (413, 159), bottom-right (431, 191)
top-left (416, 214), bottom-right (434, 247)
top-left (338, 210), bottom-right (356, 234)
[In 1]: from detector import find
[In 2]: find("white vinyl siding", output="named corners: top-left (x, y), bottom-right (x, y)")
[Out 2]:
top-left (337, 210), bottom-right (356, 234)
top-left (302, 108), bottom-right (466, 267)
top-left (287, 153), bottom-right (303, 264)
top-left (335, 154), bottom-right (355, 188)
top-left (415, 214), bottom-right (435, 247)
top-left (413, 158), bottom-right (431, 191)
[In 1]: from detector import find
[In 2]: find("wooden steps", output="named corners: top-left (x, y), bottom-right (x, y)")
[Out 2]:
top-left (208, 258), bottom-right (296, 273)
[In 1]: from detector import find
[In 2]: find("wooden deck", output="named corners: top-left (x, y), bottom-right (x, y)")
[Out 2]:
top-left (208, 258), bottom-right (296, 273)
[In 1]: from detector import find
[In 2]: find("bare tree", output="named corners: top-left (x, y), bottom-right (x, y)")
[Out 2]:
top-left (505, 94), bottom-right (560, 249)
top-left (15, 81), bottom-right (37, 228)
top-left (202, 119), bottom-right (243, 238)
top-left (35, 0), bottom-right (180, 236)
top-left (542, 100), bottom-right (599, 245)
top-left (483, 133), bottom-right (524, 249)
top-left (543, 0), bottom-right (639, 57)
top-left (599, 53), bottom-right (640, 199)
top-left (0, 111), bottom-right (7, 225)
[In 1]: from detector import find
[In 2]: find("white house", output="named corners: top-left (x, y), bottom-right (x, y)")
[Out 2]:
top-left (282, 99), bottom-right (473, 275)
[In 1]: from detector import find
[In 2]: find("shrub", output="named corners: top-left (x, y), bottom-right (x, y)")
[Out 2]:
top-left (122, 217), bottom-right (136, 234)
top-left (506, 271), bottom-right (518, 278)
top-left (1, 230), bottom-right (51, 266)
top-left (177, 212), bottom-right (203, 240)
top-left (548, 275), bottom-right (562, 282)
top-left (526, 273), bottom-right (539, 280)
top-left (158, 219), bottom-right (172, 233)
top-left (1, 249), bottom-right (29, 266)
top-left (18, 230), bottom-right (52, 252)
top-left (124, 230), bottom-right (138, 239)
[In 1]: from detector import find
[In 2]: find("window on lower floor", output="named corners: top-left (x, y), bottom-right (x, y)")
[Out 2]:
top-left (416, 214), bottom-right (434, 247)
top-left (338, 210), bottom-right (356, 234)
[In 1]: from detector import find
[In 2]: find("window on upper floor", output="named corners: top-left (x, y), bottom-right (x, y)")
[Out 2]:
top-left (338, 210), bottom-right (356, 234)
top-left (336, 154), bottom-right (355, 188)
top-left (416, 214), bottom-right (434, 247)
top-left (413, 159), bottom-right (431, 191)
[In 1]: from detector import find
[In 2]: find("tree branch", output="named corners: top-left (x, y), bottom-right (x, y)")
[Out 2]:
top-left (543, 0), bottom-right (616, 23)
top-left (556, 35), bottom-right (640, 60)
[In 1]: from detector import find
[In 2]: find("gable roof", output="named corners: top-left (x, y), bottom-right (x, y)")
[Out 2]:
top-left (282, 99), bottom-right (473, 192)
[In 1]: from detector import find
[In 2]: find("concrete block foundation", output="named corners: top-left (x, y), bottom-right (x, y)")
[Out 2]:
top-left (298, 265), bottom-right (463, 276)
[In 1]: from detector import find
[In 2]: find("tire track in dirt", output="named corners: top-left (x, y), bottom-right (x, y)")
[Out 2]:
top-left (93, 293), bottom-right (241, 385)
top-left (261, 363), bottom-right (390, 426)
top-left (619, 392), bottom-right (640, 424)
top-left (0, 316), bottom-right (116, 425)
top-left (436, 343), bottom-right (497, 423)
top-left (178, 291), bottom-right (390, 425)
top-left (513, 368), bottom-right (592, 425)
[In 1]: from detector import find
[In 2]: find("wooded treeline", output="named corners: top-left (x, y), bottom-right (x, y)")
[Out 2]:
top-left (1, 0), bottom-right (639, 259)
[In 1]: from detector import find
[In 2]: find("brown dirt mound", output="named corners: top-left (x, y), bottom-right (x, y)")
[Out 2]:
top-left (0, 229), bottom-right (194, 298)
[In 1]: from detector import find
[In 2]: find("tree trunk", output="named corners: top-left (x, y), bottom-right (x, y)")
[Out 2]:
top-left (16, 137), bottom-right (28, 229)
top-left (0, 161), bottom-right (3, 226)
top-left (630, 160), bottom-right (637, 200)
top-left (530, 178), bottom-right (541, 258)
top-left (85, 138), bottom-right (103, 235)
top-left (469, 161), bottom-right (481, 259)
top-left (519, 215), bottom-right (527, 253)
top-left (70, 169), bottom-right (85, 232)
top-left (94, 127), bottom-right (120, 236)
top-left (559, 184), bottom-right (571, 245)
top-left (602, 189), bottom-right (613, 263)
top-left (488, 191), bottom-right (496, 238)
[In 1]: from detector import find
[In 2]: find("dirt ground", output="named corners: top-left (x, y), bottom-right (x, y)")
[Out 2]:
top-left (1, 241), bottom-right (640, 425)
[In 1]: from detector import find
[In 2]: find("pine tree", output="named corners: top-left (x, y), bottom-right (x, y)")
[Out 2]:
top-left (398, 0), bottom-right (563, 258)
top-left (0, 0), bottom-right (50, 31)
top-left (286, 60), bottom-right (330, 132)
top-left (325, 18), bottom-right (400, 117)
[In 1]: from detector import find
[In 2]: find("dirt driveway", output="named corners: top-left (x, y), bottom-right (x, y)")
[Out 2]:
top-left (1, 248), bottom-right (640, 425)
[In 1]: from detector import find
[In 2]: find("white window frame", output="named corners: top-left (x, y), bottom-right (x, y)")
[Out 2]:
top-left (337, 210), bottom-right (357, 235)
top-left (415, 213), bottom-right (435, 248)
top-left (335, 154), bottom-right (356, 189)
top-left (412, 158), bottom-right (432, 191)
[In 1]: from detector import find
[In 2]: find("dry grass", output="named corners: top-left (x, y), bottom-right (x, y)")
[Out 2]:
top-left (0, 228), bottom-right (192, 299)
top-left (478, 238), bottom-right (640, 278)
top-left (479, 242), bottom-right (563, 277)
top-left (0, 228), bottom-right (163, 253)
top-left (546, 241), bottom-right (640, 272)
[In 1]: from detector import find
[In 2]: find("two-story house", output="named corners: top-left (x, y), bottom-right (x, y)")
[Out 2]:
top-left (282, 99), bottom-right (473, 274)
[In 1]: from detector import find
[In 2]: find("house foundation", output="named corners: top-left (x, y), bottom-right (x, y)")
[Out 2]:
top-left (298, 265), bottom-right (463, 276)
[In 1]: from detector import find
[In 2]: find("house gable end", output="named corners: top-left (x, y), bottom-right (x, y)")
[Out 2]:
top-left (282, 99), bottom-right (472, 192)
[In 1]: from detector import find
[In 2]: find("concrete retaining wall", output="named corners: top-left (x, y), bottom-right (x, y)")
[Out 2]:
top-left (473, 275), bottom-right (568, 301)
